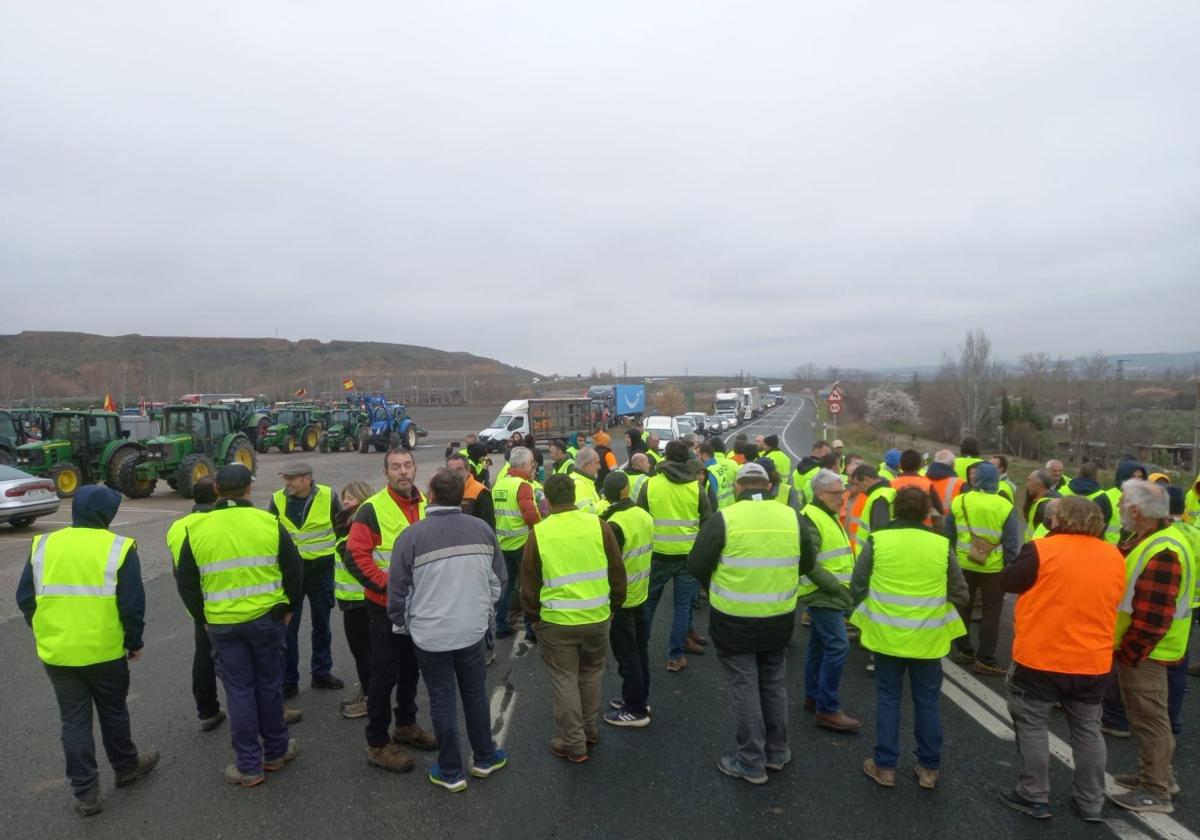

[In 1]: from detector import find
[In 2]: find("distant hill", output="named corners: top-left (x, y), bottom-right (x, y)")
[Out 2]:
top-left (766, 351), bottom-right (1200, 380)
top-left (0, 332), bottom-right (540, 405)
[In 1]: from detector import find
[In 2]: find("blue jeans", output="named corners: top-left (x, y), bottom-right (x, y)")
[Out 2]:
top-left (413, 636), bottom-right (497, 778)
top-left (873, 653), bottom-right (944, 769)
top-left (495, 548), bottom-right (533, 636)
top-left (43, 657), bottom-right (140, 797)
top-left (209, 613), bottom-right (290, 775)
top-left (284, 555), bottom-right (335, 687)
top-left (644, 555), bottom-right (697, 660)
top-left (804, 606), bottom-right (849, 714)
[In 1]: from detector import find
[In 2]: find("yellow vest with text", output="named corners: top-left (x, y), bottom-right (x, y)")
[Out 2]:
top-left (1115, 525), bottom-right (1195, 662)
top-left (187, 505), bottom-right (288, 625)
top-left (710, 499), bottom-right (801, 618)
top-left (273, 485), bottom-right (336, 560)
top-left (30, 528), bottom-right (133, 666)
top-left (707, 462), bottom-right (734, 510)
top-left (799, 504), bottom-right (854, 598)
top-left (646, 473), bottom-right (702, 555)
top-left (850, 527), bottom-right (965, 658)
top-left (536, 509), bottom-right (612, 625)
top-left (607, 505), bottom-right (654, 608)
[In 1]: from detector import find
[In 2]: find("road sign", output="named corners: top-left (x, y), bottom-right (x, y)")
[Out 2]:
top-left (828, 401), bottom-right (842, 415)
top-left (828, 386), bottom-right (843, 402)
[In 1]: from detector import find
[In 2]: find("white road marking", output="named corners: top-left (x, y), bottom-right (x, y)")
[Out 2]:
top-left (941, 661), bottom-right (1199, 840)
top-left (489, 684), bottom-right (517, 747)
top-left (939, 680), bottom-right (1014, 740)
top-left (721, 398), bottom-right (807, 464)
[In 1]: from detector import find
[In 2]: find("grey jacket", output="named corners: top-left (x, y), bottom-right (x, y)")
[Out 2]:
top-left (388, 506), bottom-right (506, 652)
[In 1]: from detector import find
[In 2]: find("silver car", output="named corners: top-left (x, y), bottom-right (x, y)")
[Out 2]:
top-left (0, 464), bottom-right (60, 528)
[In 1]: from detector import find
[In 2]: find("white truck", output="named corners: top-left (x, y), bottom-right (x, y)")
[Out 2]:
top-left (479, 397), bottom-right (592, 452)
top-left (740, 386), bottom-right (761, 420)
top-left (714, 390), bottom-right (742, 426)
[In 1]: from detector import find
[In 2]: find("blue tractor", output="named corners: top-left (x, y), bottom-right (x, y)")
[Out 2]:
top-left (355, 394), bottom-right (427, 453)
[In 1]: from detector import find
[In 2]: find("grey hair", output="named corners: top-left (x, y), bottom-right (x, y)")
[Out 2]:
top-left (683, 433), bottom-right (698, 447)
top-left (1122, 478), bottom-right (1168, 519)
top-left (508, 446), bottom-right (534, 469)
top-left (1045, 459), bottom-right (1064, 470)
top-left (1030, 469), bottom-right (1053, 491)
top-left (575, 446), bottom-right (599, 468)
top-left (934, 449), bottom-right (956, 466)
top-left (810, 468), bottom-right (844, 493)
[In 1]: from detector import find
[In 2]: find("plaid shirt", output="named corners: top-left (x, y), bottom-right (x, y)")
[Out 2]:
top-left (1118, 523), bottom-right (1183, 667)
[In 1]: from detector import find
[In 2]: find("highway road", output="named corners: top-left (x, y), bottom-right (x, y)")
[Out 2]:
top-left (2, 397), bottom-right (1199, 839)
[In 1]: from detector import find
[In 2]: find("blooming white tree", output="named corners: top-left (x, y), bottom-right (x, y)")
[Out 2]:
top-left (865, 384), bottom-right (919, 429)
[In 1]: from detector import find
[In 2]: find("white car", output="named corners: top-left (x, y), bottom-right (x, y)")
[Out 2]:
top-left (0, 464), bottom-right (59, 528)
top-left (643, 415), bottom-right (680, 453)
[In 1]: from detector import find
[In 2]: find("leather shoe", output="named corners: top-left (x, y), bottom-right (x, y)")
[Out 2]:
top-left (683, 638), bottom-right (706, 656)
top-left (863, 758), bottom-right (895, 787)
top-left (392, 723), bottom-right (437, 751)
top-left (312, 673), bottom-right (345, 690)
top-left (816, 710), bottom-right (861, 732)
top-left (687, 630), bottom-right (710, 647)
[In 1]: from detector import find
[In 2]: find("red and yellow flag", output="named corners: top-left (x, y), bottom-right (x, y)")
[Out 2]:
top-left (295, 387), bottom-right (308, 398)
top-left (103, 393), bottom-right (117, 412)
top-left (342, 378), bottom-right (355, 391)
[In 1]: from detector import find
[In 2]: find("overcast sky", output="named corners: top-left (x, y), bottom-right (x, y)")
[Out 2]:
top-left (2, 2), bottom-right (1197, 377)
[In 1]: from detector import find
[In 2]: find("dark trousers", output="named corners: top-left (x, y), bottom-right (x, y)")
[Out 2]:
top-left (192, 621), bottom-right (220, 719)
top-left (342, 605), bottom-right (372, 692)
top-left (609, 605), bottom-right (651, 713)
top-left (645, 554), bottom-right (698, 660)
top-left (414, 637), bottom-right (496, 778)
top-left (954, 569), bottom-right (1004, 663)
top-left (495, 547), bottom-right (532, 635)
top-left (716, 646), bottom-right (788, 774)
top-left (873, 654), bottom-right (943, 769)
top-left (285, 556), bottom-right (335, 687)
top-left (365, 602), bottom-right (421, 748)
top-left (44, 657), bottom-right (140, 797)
top-left (208, 613), bottom-right (290, 775)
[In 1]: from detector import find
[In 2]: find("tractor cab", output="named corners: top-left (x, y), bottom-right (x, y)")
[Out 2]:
top-left (15, 410), bottom-right (139, 497)
top-left (139, 405), bottom-right (256, 499)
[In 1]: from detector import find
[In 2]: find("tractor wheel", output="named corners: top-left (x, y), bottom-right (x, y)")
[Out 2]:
top-left (404, 427), bottom-right (417, 450)
top-left (255, 438), bottom-right (269, 454)
top-left (167, 478), bottom-right (178, 490)
top-left (344, 434), bottom-right (358, 453)
top-left (226, 440), bottom-right (257, 472)
top-left (302, 426), bottom-right (319, 452)
top-left (117, 453), bottom-right (157, 499)
top-left (318, 433), bottom-right (329, 454)
top-left (358, 430), bottom-right (370, 454)
top-left (388, 431), bottom-right (401, 450)
top-left (49, 463), bottom-right (84, 498)
top-left (281, 435), bottom-right (297, 454)
top-left (105, 448), bottom-right (138, 491)
top-left (176, 453), bottom-right (215, 499)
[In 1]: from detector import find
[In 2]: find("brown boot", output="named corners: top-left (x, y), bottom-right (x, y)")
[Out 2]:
top-left (666, 656), bottom-right (688, 672)
top-left (914, 766), bottom-right (939, 789)
top-left (284, 707), bottom-right (303, 725)
top-left (687, 630), bottom-right (710, 647)
top-left (366, 743), bottom-right (415, 773)
top-left (863, 759), bottom-right (895, 787)
top-left (683, 638), bottom-right (706, 656)
top-left (391, 723), bottom-right (437, 751)
top-left (815, 710), bottom-right (861, 731)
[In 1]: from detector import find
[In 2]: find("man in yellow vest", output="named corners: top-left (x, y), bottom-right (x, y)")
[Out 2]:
top-left (491, 446), bottom-right (542, 641)
top-left (17, 485), bottom-right (159, 816)
top-left (625, 452), bottom-right (653, 505)
top-left (945, 462), bottom-right (1019, 675)
top-left (763, 435), bottom-right (790, 481)
top-left (268, 462), bottom-right (344, 698)
top-left (852, 487), bottom-right (968, 789)
top-left (166, 476), bottom-right (224, 731)
top-left (346, 447), bottom-right (437, 772)
top-left (688, 462), bottom-right (850, 784)
top-left (1106, 480), bottom-right (1194, 814)
top-left (1022, 470), bottom-right (1059, 543)
top-left (175, 464), bottom-right (303, 786)
top-left (1185, 475), bottom-right (1200, 525)
top-left (639, 440), bottom-right (712, 671)
top-left (1064, 462), bottom-right (1119, 543)
top-left (569, 447), bottom-right (607, 515)
top-left (1046, 458), bottom-right (1072, 495)
top-left (522, 474), bottom-right (626, 762)
top-left (955, 436), bottom-right (984, 482)
top-left (599, 471), bottom-right (655, 727)
top-left (548, 438), bottom-right (574, 475)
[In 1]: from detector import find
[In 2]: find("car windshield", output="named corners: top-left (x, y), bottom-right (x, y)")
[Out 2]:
top-left (675, 419), bottom-right (693, 433)
top-left (0, 464), bottom-right (34, 480)
top-left (649, 428), bottom-right (675, 442)
top-left (488, 414), bottom-right (513, 430)
top-left (715, 399), bottom-right (739, 411)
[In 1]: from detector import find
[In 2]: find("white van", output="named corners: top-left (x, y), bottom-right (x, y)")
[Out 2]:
top-left (643, 415), bottom-right (679, 453)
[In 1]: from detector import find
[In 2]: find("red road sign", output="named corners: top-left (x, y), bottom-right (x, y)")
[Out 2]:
top-left (827, 386), bottom-right (843, 402)
top-left (828, 401), bottom-right (842, 415)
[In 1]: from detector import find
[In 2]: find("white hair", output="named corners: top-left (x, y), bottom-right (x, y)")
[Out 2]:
top-left (934, 449), bottom-right (956, 466)
top-left (1121, 478), bottom-right (1168, 520)
top-left (508, 446), bottom-right (534, 470)
top-left (575, 446), bottom-right (599, 468)
top-left (811, 468), bottom-right (844, 493)
top-left (1045, 459), bottom-right (1064, 470)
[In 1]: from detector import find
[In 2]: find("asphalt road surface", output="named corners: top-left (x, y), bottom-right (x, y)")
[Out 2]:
top-left (3, 398), bottom-right (1199, 840)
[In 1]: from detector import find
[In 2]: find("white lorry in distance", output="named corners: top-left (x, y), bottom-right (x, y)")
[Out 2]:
top-left (714, 390), bottom-right (741, 426)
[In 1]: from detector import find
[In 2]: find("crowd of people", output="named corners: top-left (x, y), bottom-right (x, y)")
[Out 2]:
top-left (15, 421), bottom-right (1200, 824)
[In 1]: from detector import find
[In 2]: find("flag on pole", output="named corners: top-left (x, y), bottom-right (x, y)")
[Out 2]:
top-left (342, 378), bottom-right (355, 391)
top-left (295, 387), bottom-right (308, 398)
top-left (103, 394), bottom-right (117, 412)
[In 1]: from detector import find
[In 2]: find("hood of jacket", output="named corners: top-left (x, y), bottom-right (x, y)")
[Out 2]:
top-left (657, 458), bottom-right (703, 484)
top-left (925, 462), bottom-right (956, 480)
top-left (1068, 475), bottom-right (1101, 496)
top-left (795, 455), bottom-right (821, 474)
top-left (1114, 458), bottom-right (1146, 486)
top-left (972, 462), bottom-right (1000, 494)
top-left (72, 485), bottom-right (121, 528)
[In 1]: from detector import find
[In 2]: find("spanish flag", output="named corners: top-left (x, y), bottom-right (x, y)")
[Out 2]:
top-left (342, 378), bottom-right (355, 391)
top-left (103, 394), bottom-right (117, 412)
top-left (295, 387), bottom-right (308, 398)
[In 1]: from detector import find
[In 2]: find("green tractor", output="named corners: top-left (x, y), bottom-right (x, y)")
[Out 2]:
top-left (14, 410), bottom-right (145, 498)
top-left (0, 410), bottom-right (27, 465)
top-left (136, 404), bottom-right (258, 498)
top-left (256, 405), bottom-right (324, 454)
top-left (317, 405), bottom-right (367, 452)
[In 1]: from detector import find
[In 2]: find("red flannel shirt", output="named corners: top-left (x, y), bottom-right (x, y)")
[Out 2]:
top-left (1117, 522), bottom-right (1183, 667)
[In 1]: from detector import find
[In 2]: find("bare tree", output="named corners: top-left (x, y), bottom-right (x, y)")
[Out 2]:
top-left (791, 363), bottom-right (820, 391)
top-left (939, 329), bottom-right (1003, 438)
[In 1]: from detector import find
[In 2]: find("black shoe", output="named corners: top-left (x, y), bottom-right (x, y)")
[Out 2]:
top-left (283, 684), bottom-right (299, 699)
top-left (999, 789), bottom-right (1052, 820)
top-left (312, 674), bottom-right (345, 690)
top-left (1069, 799), bottom-right (1103, 823)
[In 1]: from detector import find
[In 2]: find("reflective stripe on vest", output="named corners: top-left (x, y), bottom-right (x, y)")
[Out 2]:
top-left (571, 471), bottom-right (605, 516)
top-left (185, 505), bottom-right (287, 625)
top-left (273, 485), bottom-right (336, 560)
top-left (30, 529), bottom-right (132, 666)
top-left (333, 533), bottom-right (364, 602)
top-left (646, 474), bottom-right (702, 555)
top-left (493, 475), bottom-right (533, 550)
top-left (710, 500), bottom-right (800, 618)
top-left (1116, 528), bottom-right (1196, 662)
top-left (799, 504), bottom-right (853, 597)
top-left (850, 527), bottom-right (964, 659)
top-left (362, 488), bottom-right (426, 570)
top-left (853, 485), bottom-right (896, 553)
top-left (707, 463), bottom-right (734, 509)
top-left (606, 505), bottom-right (654, 608)
top-left (951, 491), bottom-right (1012, 573)
top-left (535, 509), bottom-right (611, 625)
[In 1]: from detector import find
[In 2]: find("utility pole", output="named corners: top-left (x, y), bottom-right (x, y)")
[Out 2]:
top-left (1114, 358), bottom-right (1130, 460)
